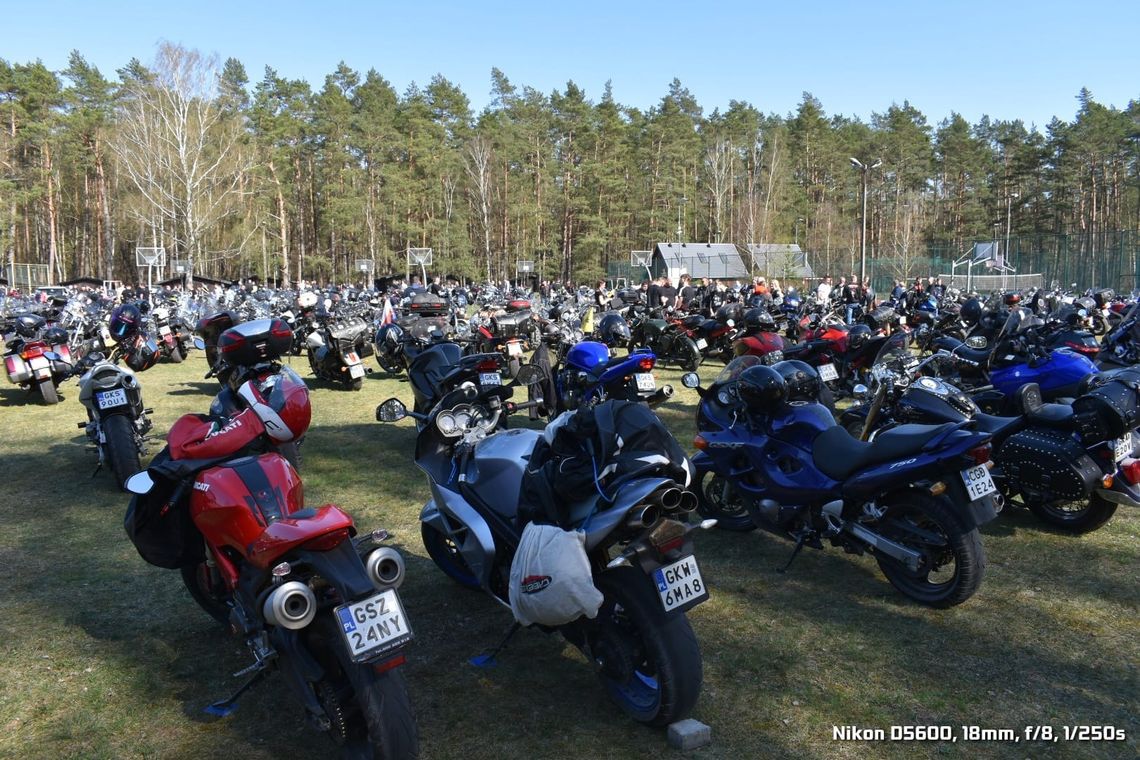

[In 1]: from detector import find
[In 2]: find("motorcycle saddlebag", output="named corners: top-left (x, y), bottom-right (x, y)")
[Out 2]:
top-left (863, 305), bottom-right (896, 331)
top-left (1093, 289), bottom-right (1115, 309)
top-left (998, 428), bottom-right (1102, 501)
top-left (123, 448), bottom-right (205, 569)
top-left (1071, 367), bottom-right (1140, 440)
top-left (492, 310), bottom-right (532, 338)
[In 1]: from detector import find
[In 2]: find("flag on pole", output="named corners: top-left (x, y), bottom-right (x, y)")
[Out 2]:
top-left (380, 296), bottom-right (396, 326)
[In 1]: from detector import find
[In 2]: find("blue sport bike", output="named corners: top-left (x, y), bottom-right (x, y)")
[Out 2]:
top-left (683, 358), bottom-right (999, 607)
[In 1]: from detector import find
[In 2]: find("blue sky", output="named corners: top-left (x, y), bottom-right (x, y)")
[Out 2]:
top-left (4, 0), bottom-right (1138, 130)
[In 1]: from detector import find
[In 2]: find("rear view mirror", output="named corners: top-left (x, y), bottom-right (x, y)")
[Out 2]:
top-left (966, 336), bottom-right (987, 350)
top-left (852, 384), bottom-right (869, 401)
top-left (681, 372), bottom-right (701, 389)
top-left (43, 351), bottom-right (62, 362)
top-left (193, 337), bottom-right (207, 350)
top-left (376, 398), bottom-right (408, 422)
top-left (125, 471), bottom-right (154, 495)
top-left (514, 364), bottom-right (546, 386)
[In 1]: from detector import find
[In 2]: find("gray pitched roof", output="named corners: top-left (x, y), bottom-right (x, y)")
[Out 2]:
top-left (653, 243), bottom-right (751, 279)
top-left (746, 244), bottom-right (814, 278)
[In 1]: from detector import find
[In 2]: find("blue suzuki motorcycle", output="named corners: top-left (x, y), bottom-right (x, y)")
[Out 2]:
top-left (531, 340), bottom-right (674, 417)
top-left (682, 359), bottom-right (999, 607)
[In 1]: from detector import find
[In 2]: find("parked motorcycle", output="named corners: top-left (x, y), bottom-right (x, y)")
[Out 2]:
top-left (683, 359), bottom-right (998, 607)
top-left (150, 302), bottom-right (194, 363)
top-left (306, 314), bottom-right (371, 390)
top-left (73, 352), bottom-right (154, 489)
top-left (3, 313), bottom-right (73, 404)
top-left (376, 378), bottom-right (711, 727)
top-left (840, 332), bottom-right (1140, 533)
top-left (629, 306), bottom-right (702, 371)
top-left (530, 340), bottom-right (673, 416)
top-left (124, 317), bottom-right (417, 757)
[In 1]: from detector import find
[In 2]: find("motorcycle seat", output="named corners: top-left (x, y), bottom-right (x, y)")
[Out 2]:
top-left (812, 423), bottom-right (957, 480)
top-left (973, 413), bottom-right (1023, 439)
top-left (1026, 403), bottom-right (1075, 429)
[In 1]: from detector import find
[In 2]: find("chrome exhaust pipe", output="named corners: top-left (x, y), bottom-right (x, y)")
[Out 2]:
top-left (263, 581), bottom-right (316, 630)
top-left (365, 546), bottom-right (406, 589)
top-left (676, 490), bottom-right (698, 513)
top-left (625, 503), bottom-right (661, 530)
top-left (647, 384), bottom-right (674, 407)
top-left (648, 487), bottom-right (683, 512)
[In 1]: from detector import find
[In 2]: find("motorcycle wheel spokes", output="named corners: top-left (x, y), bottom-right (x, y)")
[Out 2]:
top-left (1026, 493), bottom-right (1117, 534)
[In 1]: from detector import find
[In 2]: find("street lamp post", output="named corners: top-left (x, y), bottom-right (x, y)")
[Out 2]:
top-left (850, 157), bottom-right (882, 286)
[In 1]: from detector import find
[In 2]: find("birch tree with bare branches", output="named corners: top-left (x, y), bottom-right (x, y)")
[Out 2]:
top-left (465, 135), bottom-right (493, 283)
top-left (111, 43), bottom-right (251, 284)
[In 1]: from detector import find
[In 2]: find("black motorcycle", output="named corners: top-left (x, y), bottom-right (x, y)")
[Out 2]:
top-left (304, 313), bottom-right (372, 390)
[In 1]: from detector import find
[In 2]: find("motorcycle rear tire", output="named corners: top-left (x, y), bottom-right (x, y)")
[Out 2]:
top-left (1026, 492), bottom-right (1117, 534)
top-left (420, 523), bottom-right (480, 590)
top-left (349, 377), bottom-right (364, 391)
top-left (311, 617), bottom-right (420, 759)
top-left (103, 414), bottom-right (141, 491)
top-left (180, 561), bottom-right (231, 625)
top-left (37, 378), bottom-right (59, 405)
top-left (168, 344), bottom-right (184, 363)
top-left (873, 493), bottom-right (985, 608)
top-left (592, 567), bottom-right (703, 727)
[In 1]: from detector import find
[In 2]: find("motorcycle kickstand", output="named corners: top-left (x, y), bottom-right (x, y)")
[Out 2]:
top-left (469, 621), bottom-right (521, 668)
top-left (777, 532), bottom-right (810, 574)
top-left (203, 667), bottom-right (269, 718)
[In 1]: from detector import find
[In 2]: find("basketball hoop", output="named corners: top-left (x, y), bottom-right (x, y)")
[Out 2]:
top-left (135, 247), bottom-right (166, 291)
top-left (406, 247), bottom-right (433, 283)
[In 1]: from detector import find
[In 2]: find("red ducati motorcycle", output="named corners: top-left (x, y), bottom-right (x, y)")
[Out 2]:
top-left (125, 318), bottom-right (417, 759)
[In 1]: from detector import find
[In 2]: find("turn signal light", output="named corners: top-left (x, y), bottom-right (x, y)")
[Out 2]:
top-left (693, 434), bottom-right (708, 451)
top-left (929, 481), bottom-right (947, 496)
top-left (1102, 474), bottom-right (1114, 489)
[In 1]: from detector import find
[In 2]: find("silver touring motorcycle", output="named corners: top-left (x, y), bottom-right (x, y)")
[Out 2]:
top-left (377, 359), bottom-right (713, 727)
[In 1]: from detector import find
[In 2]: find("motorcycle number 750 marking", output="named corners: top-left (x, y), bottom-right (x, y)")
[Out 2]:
top-left (335, 588), bottom-right (414, 662)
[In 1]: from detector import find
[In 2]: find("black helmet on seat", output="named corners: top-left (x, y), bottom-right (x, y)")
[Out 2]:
top-left (846, 324), bottom-right (873, 352)
top-left (737, 364), bottom-right (788, 414)
top-left (960, 297), bottom-right (982, 326)
top-left (772, 359), bottom-right (821, 403)
top-left (743, 307), bottom-right (776, 333)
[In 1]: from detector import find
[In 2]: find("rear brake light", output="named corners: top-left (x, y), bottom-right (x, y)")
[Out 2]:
top-left (303, 528), bottom-right (350, 551)
top-left (648, 519), bottom-right (686, 555)
top-left (965, 444), bottom-right (991, 465)
top-left (476, 359), bottom-right (499, 371)
top-left (638, 357), bottom-right (655, 371)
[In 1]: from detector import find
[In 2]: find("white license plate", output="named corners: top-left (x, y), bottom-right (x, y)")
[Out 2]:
top-left (961, 465), bottom-right (997, 501)
top-left (96, 388), bottom-right (128, 409)
top-left (479, 372), bottom-right (502, 386)
top-left (335, 588), bottom-right (413, 662)
top-left (653, 555), bottom-right (708, 612)
top-left (349, 363), bottom-right (365, 378)
top-left (695, 338), bottom-right (708, 350)
top-left (159, 325), bottom-right (171, 336)
top-left (818, 363), bottom-right (839, 382)
top-left (635, 372), bottom-right (655, 392)
top-left (507, 341), bottom-right (523, 357)
top-left (1114, 435), bottom-right (1132, 462)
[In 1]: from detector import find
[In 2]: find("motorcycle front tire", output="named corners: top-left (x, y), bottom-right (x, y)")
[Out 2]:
top-left (592, 567), bottom-right (702, 727)
top-left (677, 336), bottom-right (702, 372)
top-left (103, 414), bottom-right (141, 490)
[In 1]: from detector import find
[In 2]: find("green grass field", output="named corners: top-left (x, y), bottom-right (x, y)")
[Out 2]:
top-left (0, 354), bottom-right (1136, 759)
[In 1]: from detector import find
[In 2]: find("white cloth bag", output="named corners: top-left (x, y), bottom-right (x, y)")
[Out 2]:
top-left (508, 522), bottom-right (604, 627)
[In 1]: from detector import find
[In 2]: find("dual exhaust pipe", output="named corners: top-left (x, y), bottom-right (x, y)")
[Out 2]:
top-left (262, 547), bottom-right (407, 631)
top-left (625, 486), bottom-right (698, 529)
